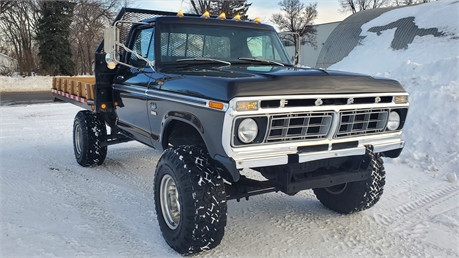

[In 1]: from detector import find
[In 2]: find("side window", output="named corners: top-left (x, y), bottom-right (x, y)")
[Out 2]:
top-left (130, 27), bottom-right (154, 67)
top-left (247, 36), bottom-right (281, 61)
top-left (147, 28), bottom-right (155, 61)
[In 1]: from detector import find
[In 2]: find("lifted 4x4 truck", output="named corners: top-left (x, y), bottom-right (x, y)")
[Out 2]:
top-left (52, 8), bottom-right (409, 255)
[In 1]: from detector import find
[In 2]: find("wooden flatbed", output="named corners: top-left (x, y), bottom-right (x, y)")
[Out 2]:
top-left (51, 76), bottom-right (96, 109)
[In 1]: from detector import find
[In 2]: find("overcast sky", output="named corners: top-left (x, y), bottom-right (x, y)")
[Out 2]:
top-left (132, 0), bottom-right (349, 26)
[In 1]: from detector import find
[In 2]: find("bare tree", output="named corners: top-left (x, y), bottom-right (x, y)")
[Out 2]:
top-left (70, 0), bottom-right (129, 75)
top-left (187, 0), bottom-right (251, 19)
top-left (0, 0), bottom-right (40, 76)
top-left (188, 0), bottom-right (212, 14)
top-left (339, 0), bottom-right (388, 13)
top-left (0, 0), bottom-right (130, 76)
top-left (271, 0), bottom-right (318, 48)
top-left (0, 1), bottom-right (13, 14)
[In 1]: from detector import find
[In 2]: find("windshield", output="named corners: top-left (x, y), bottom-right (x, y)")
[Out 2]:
top-left (159, 23), bottom-right (292, 65)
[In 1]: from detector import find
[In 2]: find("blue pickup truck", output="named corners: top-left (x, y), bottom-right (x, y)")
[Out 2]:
top-left (52, 8), bottom-right (409, 255)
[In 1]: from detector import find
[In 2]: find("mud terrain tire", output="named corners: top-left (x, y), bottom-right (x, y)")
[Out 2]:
top-left (154, 146), bottom-right (227, 255)
top-left (313, 147), bottom-right (385, 214)
top-left (73, 111), bottom-right (107, 167)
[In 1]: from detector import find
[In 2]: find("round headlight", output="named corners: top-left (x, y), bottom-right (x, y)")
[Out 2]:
top-left (238, 118), bottom-right (258, 143)
top-left (387, 111), bottom-right (400, 131)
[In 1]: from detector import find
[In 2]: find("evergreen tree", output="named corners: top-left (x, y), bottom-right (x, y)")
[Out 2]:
top-left (36, 1), bottom-right (75, 76)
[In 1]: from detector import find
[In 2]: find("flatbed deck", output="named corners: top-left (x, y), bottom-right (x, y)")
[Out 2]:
top-left (51, 77), bottom-right (96, 109)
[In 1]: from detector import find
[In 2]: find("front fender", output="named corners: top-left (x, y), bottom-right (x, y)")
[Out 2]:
top-left (161, 111), bottom-right (240, 182)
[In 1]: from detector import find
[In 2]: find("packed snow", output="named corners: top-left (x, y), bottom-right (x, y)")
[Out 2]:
top-left (1, 1), bottom-right (458, 257)
top-left (0, 76), bottom-right (52, 92)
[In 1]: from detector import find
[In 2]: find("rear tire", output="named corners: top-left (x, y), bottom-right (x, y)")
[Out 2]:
top-left (154, 146), bottom-right (227, 255)
top-left (313, 147), bottom-right (385, 214)
top-left (73, 111), bottom-right (107, 167)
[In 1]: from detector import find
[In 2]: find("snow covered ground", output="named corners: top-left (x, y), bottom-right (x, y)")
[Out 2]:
top-left (1, 104), bottom-right (458, 257)
top-left (1, 0), bottom-right (458, 257)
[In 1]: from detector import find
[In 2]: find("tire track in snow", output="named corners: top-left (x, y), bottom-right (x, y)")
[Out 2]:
top-left (374, 184), bottom-right (459, 226)
top-left (396, 185), bottom-right (459, 215)
top-left (371, 183), bottom-right (459, 257)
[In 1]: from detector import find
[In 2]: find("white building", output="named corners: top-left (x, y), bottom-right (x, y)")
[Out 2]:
top-left (0, 53), bottom-right (18, 75)
top-left (284, 21), bottom-right (340, 68)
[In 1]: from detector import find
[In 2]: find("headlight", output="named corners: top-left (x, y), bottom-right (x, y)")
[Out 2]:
top-left (238, 118), bottom-right (258, 143)
top-left (386, 111), bottom-right (400, 131)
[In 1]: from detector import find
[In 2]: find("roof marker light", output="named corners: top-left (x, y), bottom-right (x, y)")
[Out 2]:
top-left (233, 14), bottom-right (241, 22)
top-left (177, 10), bottom-right (184, 18)
top-left (254, 17), bottom-right (261, 24)
top-left (202, 11), bottom-right (210, 19)
top-left (218, 12), bottom-right (226, 20)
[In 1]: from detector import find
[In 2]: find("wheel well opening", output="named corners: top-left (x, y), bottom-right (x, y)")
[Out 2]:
top-left (163, 120), bottom-right (207, 151)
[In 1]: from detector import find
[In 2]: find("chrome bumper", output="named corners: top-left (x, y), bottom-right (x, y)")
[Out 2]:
top-left (230, 133), bottom-right (404, 169)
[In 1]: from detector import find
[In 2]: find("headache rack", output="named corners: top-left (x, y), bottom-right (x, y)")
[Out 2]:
top-left (95, 8), bottom-right (199, 55)
top-left (91, 8), bottom-right (201, 113)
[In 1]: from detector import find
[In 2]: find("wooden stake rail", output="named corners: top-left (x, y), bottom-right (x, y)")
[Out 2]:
top-left (52, 77), bottom-right (96, 100)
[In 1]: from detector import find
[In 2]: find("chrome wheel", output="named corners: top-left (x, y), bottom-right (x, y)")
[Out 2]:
top-left (160, 174), bottom-right (180, 230)
top-left (74, 124), bottom-right (82, 156)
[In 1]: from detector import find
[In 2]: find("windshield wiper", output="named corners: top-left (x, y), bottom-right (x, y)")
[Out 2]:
top-left (238, 57), bottom-right (285, 66)
top-left (176, 57), bottom-right (231, 66)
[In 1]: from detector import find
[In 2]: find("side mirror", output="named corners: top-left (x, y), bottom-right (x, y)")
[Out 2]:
top-left (104, 26), bottom-right (119, 69)
top-left (104, 21), bottom-right (155, 72)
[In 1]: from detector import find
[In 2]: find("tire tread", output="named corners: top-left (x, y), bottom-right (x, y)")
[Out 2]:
top-left (313, 146), bottom-right (386, 214)
top-left (154, 146), bottom-right (227, 255)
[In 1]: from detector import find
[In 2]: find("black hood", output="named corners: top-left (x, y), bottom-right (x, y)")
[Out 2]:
top-left (159, 66), bottom-right (406, 102)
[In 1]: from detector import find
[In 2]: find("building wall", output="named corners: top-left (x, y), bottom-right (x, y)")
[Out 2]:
top-left (284, 21), bottom-right (340, 68)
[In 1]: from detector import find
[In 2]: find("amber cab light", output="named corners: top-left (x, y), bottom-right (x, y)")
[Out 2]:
top-left (202, 11), bottom-right (210, 19)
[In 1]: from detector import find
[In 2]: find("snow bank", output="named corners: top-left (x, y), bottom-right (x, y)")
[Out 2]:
top-left (0, 75), bottom-right (52, 92)
top-left (329, 0), bottom-right (459, 176)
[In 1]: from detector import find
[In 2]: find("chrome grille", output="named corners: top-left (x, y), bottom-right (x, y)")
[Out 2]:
top-left (336, 109), bottom-right (388, 137)
top-left (267, 112), bottom-right (332, 143)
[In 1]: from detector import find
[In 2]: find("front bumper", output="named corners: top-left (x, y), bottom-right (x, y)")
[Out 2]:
top-left (230, 133), bottom-right (404, 169)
